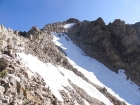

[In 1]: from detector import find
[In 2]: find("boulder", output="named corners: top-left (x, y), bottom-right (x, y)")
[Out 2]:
top-left (0, 86), bottom-right (5, 95)
top-left (0, 57), bottom-right (9, 71)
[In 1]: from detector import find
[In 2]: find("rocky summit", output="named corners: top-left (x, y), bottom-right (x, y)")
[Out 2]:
top-left (0, 18), bottom-right (139, 105)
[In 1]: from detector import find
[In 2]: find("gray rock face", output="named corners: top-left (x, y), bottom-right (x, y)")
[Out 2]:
top-left (0, 54), bottom-right (59, 105)
top-left (0, 57), bottom-right (9, 71)
top-left (67, 17), bottom-right (140, 86)
top-left (65, 18), bottom-right (80, 23)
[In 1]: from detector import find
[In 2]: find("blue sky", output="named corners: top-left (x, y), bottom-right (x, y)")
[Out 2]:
top-left (0, 0), bottom-right (140, 31)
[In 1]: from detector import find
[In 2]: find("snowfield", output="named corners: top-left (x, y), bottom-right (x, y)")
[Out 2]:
top-left (52, 31), bottom-right (140, 105)
top-left (18, 53), bottom-right (113, 105)
top-left (18, 25), bottom-right (140, 105)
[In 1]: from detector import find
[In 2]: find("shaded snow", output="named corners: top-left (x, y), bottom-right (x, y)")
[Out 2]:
top-left (52, 32), bottom-right (140, 105)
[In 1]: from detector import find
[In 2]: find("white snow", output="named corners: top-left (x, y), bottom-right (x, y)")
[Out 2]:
top-left (63, 23), bottom-right (75, 28)
top-left (18, 53), bottom-right (65, 101)
top-left (58, 66), bottom-right (113, 105)
top-left (18, 53), bottom-right (112, 105)
top-left (52, 32), bottom-right (140, 105)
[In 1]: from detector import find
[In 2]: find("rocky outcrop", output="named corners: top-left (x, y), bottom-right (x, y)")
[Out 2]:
top-left (0, 54), bottom-right (60, 105)
top-left (65, 18), bottom-right (80, 24)
top-left (67, 17), bottom-right (140, 86)
top-left (0, 24), bottom-right (61, 105)
top-left (43, 22), bottom-right (66, 33)
top-left (0, 25), bottom-right (61, 105)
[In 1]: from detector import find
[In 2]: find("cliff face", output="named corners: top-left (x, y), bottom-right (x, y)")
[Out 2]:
top-left (67, 17), bottom-right (140, 86)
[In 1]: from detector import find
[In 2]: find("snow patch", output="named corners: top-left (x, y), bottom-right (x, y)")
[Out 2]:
top-left (63, 23), bottom-right (75, 28)
top-left (18, 53), bottom-right (112, 105)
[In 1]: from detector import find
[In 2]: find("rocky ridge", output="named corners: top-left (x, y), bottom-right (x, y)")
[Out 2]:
top-left (0, 19), bottom-right (128, 105)
top-left (66, 18), bottom-right (140, 86)
top-left (0, 25), bottom-right (62, 105)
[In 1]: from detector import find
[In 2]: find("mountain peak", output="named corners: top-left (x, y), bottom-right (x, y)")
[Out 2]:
top-left (66, 18), bottom-right (80, 23)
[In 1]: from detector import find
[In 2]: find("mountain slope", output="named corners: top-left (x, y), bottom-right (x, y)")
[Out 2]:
top-left (52, 31), bottom-right (140, 105)
top-left (18, 29), bottom-right (140, 105)
top-left (0, 18), bottom-right (140, 105)
top-left (66, 18), bottom-right (140, 86)
top-left (18, 53), bottom-right (111, 105)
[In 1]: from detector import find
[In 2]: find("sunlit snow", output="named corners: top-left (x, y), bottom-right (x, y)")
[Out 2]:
top-left (63, 23), bottom-right (75, 28)
top-left (52, 32), bottom-right (140, 105)
top-left (18, 53), bottom-right (112, 105)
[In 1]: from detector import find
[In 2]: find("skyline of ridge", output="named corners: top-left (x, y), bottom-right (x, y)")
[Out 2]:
top-left (0, 0), bottom-right (140, 31)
